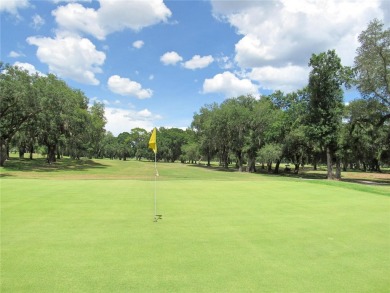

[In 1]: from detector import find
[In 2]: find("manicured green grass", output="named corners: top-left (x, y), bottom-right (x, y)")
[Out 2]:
top-left (1, 159), bottom-right (389, 292)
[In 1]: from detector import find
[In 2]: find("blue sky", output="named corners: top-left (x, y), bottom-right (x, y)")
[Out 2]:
top-left (1, 0), bottom-right (389, 135)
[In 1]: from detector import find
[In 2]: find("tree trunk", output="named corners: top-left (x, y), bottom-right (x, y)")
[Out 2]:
top-left (326, 147), bottom-right (334, 180)
top-left (207, 152), bottom-right (211, 166)
top-left (335, 158), bottom-right (341, 180)
top-left (342, 159), bottom-right (347, 172)
top-left (267, 161), bottom-right (272, 173)
top-left (274, 159), bottom-right (281, 174)
top-left (0, 141), bottom-right (8, 167)
top-left (294, 163), bottom-right (300, 174)
top-left (236, 151), bottom-right (243, 172)
top-left (29, 145), bottom-right (34, 160)
top-left (246, 156), bottom-right (256, 173)
top-left (221, 147), bottom-right (229, 168)
top-left (19, 147), bottom-right (25, 159)
top-left (372, 158), bottom-right (381, 172)
top-left (47, 144), bottom-right (57, 164)
top-left (313, 155), bottom-right (318, 170)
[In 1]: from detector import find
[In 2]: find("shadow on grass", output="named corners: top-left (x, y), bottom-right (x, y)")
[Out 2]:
top-left (187, 163), bottom-right (390, 186)
top-left (1, 157), bottom-right (108, 173)
top-left (189, 164), bottom-right (238, 173)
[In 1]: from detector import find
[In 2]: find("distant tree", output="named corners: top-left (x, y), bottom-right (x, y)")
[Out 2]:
top-left (274, 88), bottom-right (311, 174)
top-left (101, 132), bottom-right (118, 159)
top-left (117, 132), bottom-right (132, 161)
top-left (87, 102), bottom-right (107, 158)
top-left (34, 74), bottom-right (89, 163)
top-left (129, 128), bottom-right (149, 160)
top-left (181, 142), bottom-right (200, 163)
top-left (192, 104), bottom-right (218, 166)
top-left (343, 98), bottom-right (389, 171)
top-left (257, 143), bottom-right (283, 173)
top-left (354, 19), bottom-right (390, 119)
top-left (0, 63), bottom-right (38, 166)
top-left (157, 127), bottom-right (187, 162)
top-left (307, 50), bottom-right (352, 180)
top-left (221, 96), bottom-right (254, 171)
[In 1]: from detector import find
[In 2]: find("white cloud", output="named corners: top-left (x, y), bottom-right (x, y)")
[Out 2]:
top-left (8, 50), bottom-right (25, 58)
top-left (216, 55), bottom-right (234, 69)
top-left (31, 14), bottom-right (45, 30)
top-left (203, 71), bottom-right (259, 98)
top-left (53, 0), bottom-right (171, 40)
top-left (26, 35), bottom-right (105, 85)
top-left (133, 40), bottom-right (144, 49)
top-left (210, 0), bottom-right (387, 92)
top-left (105, 107), bottom-right (161, 135)
top-left (248, 64), bottom-right (309, 93)
top-left (212, 0), bottom-right (386, 69)
top-left (183, 55), bottom-right (214, 70)
top-left (53, 3), bottom-right (105, 40)
top-left (0, 0), bottom-right (29, 17)
top-left (13, 62), bottom-right (45, 76)
top-left (160, 51), bottom-right (183, 65)
top-left (52, 0), bottom-right (92, 3)
top-left (107, 75), bottom-right (153, 99)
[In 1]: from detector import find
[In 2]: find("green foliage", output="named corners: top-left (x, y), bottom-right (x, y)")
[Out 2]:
top-left (0, 64), bottom-right (107, 166)
top-left (342, 99), bottom-right (390, 171)
top-left (1, 20), bottom-right (389, 173)
top-left (306, 50), bottom-right (352, 179)
top-left (0, 63), bottom-right (38, 165)
top-left (257, 143), bottom-right (283, 164)
top-left (354, 19), bottom-right (390, 109)
top-left (307, 50), bottom-right (347, 148)
top-left (157, 127), bottom-right (188, 162)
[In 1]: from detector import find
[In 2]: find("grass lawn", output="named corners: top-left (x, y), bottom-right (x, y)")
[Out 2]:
top-left (1, 158), bottom-right (389, 292)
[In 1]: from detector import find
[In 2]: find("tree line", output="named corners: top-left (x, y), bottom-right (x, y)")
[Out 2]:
top-left (1, 19), bottom-right (389, 180)
top-left (0, 66), bottom-right (106, 166)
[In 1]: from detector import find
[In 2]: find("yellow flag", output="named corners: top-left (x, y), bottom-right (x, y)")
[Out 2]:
top-left (148, 127), bottom-right (157, 154)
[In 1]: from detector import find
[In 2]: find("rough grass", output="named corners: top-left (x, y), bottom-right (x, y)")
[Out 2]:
top-left (1, 158), bottom-right (389, 292)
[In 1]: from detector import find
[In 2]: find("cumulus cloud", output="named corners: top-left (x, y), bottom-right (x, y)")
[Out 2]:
top-left (107, 75), bottom-right (153, 99)
top-left (248, 64), bottom-right (309, 93)
top-left (160, 51), bottom-right (183, 65)
top-left (14, 62), bottom-right (45, 76)
top-left (31, 14), bottom-right (45, 30)
top-left (8, 50), bottom-right (25, 58)
top-left (53, 3), bottom-right (105, 39)
top-left (0, 0), bottom-right (29, 17)
top-left (105, 107), bottom-right (161, 135)
top-left (183, 55), bottom-right (214, 70)
top-left (203, 71), bottom-right (258, 98)
top-left (216, 55), bottom-right (234, 69)
top-left (27, 35), bottom-right (105, 85)
top-left (133, 40), bottom-right (144, 49)
top-left (52, 0), bottom-right (92, 3)
top-left (212, 0), bottom-right (386, 68)
top-left (211, 0), bottom-right (387, 92)
top-left (52, 0), bottom-right (171, 40)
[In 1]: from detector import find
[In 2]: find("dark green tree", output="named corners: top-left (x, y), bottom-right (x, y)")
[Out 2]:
top-left (192, 104), bottom-right (218, 166)
top-left (0, 63), bottom-right (38, 166)
top-left (307, 50), bottom-right (351, 180)
top-left (354, 19), bottom-right (390, 116)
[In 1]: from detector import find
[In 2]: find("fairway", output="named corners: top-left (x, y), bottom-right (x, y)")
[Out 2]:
top-left (1, 159), bottom-right (389, 292)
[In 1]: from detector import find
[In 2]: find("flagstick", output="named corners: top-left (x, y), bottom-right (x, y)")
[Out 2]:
top-left (154, 151), bottom-right (157, 220)
top-left (153, 152), bottom-right (162, 222)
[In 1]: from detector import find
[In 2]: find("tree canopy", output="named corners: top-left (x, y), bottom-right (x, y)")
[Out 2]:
top-left (1, 19), bottom-right (389, 178)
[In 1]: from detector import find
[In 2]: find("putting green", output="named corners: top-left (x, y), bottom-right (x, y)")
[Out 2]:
top-left (1, 161), bottom-right (389, 292)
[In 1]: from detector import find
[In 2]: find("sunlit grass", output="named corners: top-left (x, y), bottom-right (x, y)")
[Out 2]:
top-left (1, 158), bottom-right (389, 292)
